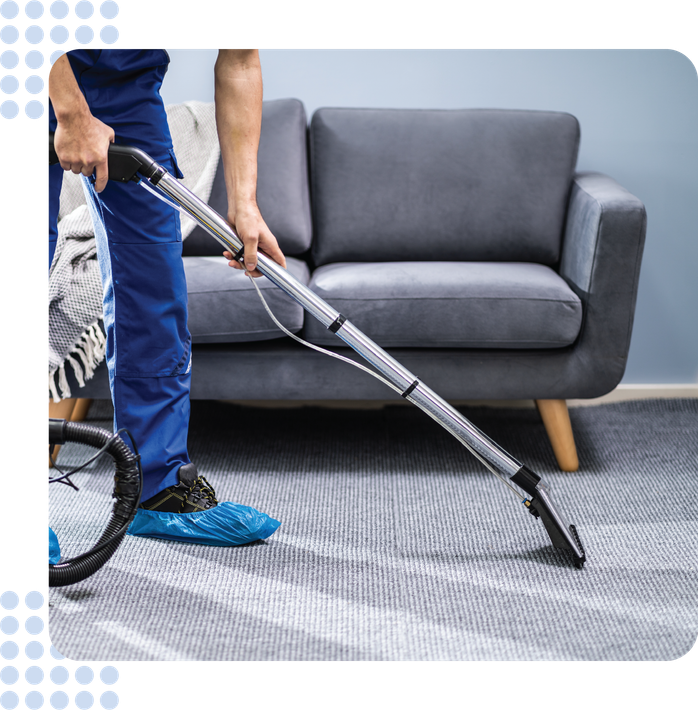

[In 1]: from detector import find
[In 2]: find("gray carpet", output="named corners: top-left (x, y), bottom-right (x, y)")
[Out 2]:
top-left (49, 398), bottom-right (698, 661)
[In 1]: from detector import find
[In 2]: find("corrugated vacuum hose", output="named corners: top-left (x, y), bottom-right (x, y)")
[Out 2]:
top-left (49, 419), bottom-right (142, 587)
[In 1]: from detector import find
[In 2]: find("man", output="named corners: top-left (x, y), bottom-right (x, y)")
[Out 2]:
top-left (49, 49), bottom-right (285, 545)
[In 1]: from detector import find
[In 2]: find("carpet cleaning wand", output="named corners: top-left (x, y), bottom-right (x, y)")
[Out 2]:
top-left (49, 134), bottom-right (586, 569)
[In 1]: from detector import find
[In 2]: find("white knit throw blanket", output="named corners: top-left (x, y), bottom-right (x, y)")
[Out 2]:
top-left (49, 101), bottom-right (220, 402)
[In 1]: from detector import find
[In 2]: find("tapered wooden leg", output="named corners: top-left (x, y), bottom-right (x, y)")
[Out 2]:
top-left (535, 399), bottom-right (579, 472)
top-left (70, 398), bottom-right (93, 422)
top-left (49, 397), bottom-right (77, 421)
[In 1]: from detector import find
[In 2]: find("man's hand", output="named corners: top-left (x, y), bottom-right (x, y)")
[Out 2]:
top-left (54, 115), bottom-right (115, 193)
top-left (223, 205), bottom-right (286, 277)
top-left (215, 49), bottom-right (286, 278)
top-left (49, 54), bottom-right (115, 192)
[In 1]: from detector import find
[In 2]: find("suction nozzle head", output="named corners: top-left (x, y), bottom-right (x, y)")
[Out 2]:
top-left (513, 466), bottom-right (587, 569)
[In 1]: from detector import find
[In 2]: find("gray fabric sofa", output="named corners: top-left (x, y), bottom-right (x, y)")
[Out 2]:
top-left (69, 98), bottom-right (647, 469)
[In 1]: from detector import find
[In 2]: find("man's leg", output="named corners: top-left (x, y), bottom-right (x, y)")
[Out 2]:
top-left (81, 161), bottom-right (192, 502)
top-left (79, 156), bottom-right (280, 546)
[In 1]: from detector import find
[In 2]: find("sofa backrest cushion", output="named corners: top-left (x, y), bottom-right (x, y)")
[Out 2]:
top-left (183, 98), bottom-right (312, 257)
top-left (309, 108), bottom-right (580, 266)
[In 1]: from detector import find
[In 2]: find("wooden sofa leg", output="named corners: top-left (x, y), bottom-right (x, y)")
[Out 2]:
top-left (534, 399), bottom-right (579, 472)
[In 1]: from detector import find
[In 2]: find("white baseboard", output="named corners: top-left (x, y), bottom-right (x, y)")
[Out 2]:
top-left (567, 384), bottom-right (698, 407)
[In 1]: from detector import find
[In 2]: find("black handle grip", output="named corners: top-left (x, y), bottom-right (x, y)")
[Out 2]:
top-left (49, 131), bottom-right (162, 183)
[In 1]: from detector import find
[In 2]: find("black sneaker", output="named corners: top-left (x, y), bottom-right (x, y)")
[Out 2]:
top-left (140, 463), bottom-right (219, 513)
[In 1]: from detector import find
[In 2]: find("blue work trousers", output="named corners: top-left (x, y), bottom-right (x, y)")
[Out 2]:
top-left (49, 49), bottom-right (193, 500)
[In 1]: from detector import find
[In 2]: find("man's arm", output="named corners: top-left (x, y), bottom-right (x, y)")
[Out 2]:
top-left (48, 54), bottom-right (114, 192)
top-left (214, 49), bottom-right (286, 277)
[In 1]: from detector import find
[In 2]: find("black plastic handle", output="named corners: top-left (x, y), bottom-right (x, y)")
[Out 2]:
top-left (49, 131), bottom-right (162, 183)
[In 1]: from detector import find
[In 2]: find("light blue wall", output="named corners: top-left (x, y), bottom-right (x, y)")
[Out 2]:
top-left (162, 50), bottom-right (698, 385)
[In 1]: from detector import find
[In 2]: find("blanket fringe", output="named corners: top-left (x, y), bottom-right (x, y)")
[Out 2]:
top-left (49, 321), bottom-right (106, 402)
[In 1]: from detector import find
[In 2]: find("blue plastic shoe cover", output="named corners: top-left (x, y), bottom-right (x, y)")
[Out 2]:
top-left (126, 501), bottom-right (281, 546)
top-left (49, 526), bottom-right (61, 564)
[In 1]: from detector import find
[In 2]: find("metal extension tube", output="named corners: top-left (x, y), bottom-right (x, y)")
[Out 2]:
top-left (153, 172), bottom-right (524, 478)
top-left (151, 168), bottom-right (587, 568)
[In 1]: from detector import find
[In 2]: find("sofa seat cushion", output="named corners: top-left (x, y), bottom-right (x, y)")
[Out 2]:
top-left (184, 256), bottom-right (310, 343)
top-left (304, 262), bottom-right (582, 349)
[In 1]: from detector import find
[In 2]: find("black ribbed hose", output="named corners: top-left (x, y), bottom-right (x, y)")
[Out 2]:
top-left (49, 419), bottom-right (141, 587)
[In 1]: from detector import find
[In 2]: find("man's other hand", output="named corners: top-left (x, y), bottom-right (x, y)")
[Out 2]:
top-left (222, 207), bottom-right (286, 278)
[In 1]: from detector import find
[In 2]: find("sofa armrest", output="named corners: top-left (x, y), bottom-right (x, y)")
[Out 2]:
top-left (559, 172), bottom-right (647, 394)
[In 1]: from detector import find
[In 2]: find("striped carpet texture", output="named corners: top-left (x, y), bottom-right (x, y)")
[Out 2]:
top-left (49, 398), bottom-right (698, 661)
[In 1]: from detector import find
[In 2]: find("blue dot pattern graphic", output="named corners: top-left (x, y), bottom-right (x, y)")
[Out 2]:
top-left (0, 0), bottom-right (121, 121)
top-left (0, 588), bottom-right (121, 710)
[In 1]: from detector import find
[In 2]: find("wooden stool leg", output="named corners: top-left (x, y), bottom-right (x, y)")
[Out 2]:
top-left (49, 397), bottom-right (77, 420)
top-left (535, 399), bottom-right (579, 472)
top-left (71, 398), bottom-right (93, 422)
